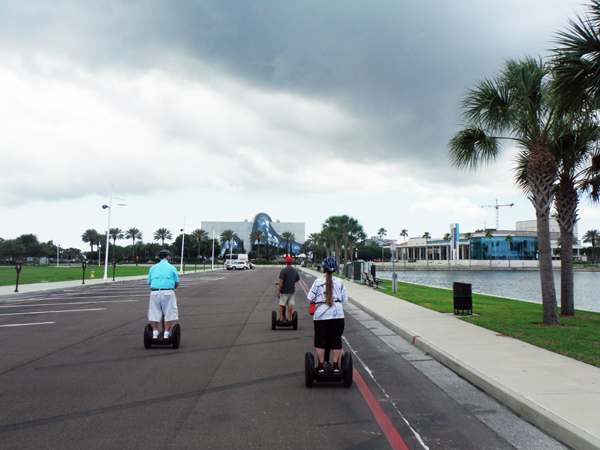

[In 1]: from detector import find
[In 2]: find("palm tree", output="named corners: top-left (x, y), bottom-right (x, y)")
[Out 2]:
top-left (449, 57), bottom-right (560, 325)
top-left (249, 229), bottom-right (264, 260)
top-left (443, 233), bottom-right (451, 265)
top-left (464, 232), bottom-right (473, 268)
top-left (109, 228), bottom-right (124, 263)
top-left (400, 229), bottom-right (408, 243)
top-left (422, 232), bottom-right (431, 268)
top-left (583, 229), bottom-right (600, 263)
top-left (307, 232), bottom-right (320, 264)
top-left (124, 228), bottom-right (143, 264)
top-left (346, 218), bottom-right (365, 264)
top-left (322, 216), bottom-right (344, 261)
top-left (505, 234), bottom-right (514, 268)
top-left (81, 229), bottom-right (99, 253)
top-left (154, 228), bottom-right (173, 248)
top-left (219, 229), bottom-right (237, 260)
top-left (552, 0), bottom-right (600, 116)
top-left (377, 227), bottom-right (387, 262)
top-left (191, 229), bottom-right (208, 259)
top-left (280, 231), bottom-right (296, 257)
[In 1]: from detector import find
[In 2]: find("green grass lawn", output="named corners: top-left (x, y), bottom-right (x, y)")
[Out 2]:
top-left (0, 264), bottom-right (210, 286)
top-left (376, 279), bottom-right (600, 368)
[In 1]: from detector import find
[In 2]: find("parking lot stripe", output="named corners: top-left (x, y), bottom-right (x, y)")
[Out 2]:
top-left (0, 308), bottom-right (106, 316)
top-left (0, 322), bottom-right (55, 327)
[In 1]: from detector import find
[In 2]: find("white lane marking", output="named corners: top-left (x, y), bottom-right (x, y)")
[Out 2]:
top-left (0, 308), bottom-right (106, 317)
top-left (0, 322), bottom-right (55, 328)
top-left (0, 300), bottom-right (138, 309)
top-left (343, 336), bottom-right (430, 450)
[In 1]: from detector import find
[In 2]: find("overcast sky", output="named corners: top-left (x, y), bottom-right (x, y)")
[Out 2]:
top-left (1, 0), bottom-right (598, 251)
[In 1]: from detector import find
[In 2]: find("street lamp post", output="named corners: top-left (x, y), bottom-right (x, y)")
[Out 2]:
top-left (102, 184), bottom-right (126, 280)
top-left (56, 243), bottom-right (60, 268)
top-left (180, 217), bottom-right (190, 274)
top-left (211, 230), bottom-right (216, 271)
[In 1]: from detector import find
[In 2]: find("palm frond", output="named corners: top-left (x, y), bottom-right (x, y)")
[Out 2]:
top-left (448, 127), bottom-right (500, 169)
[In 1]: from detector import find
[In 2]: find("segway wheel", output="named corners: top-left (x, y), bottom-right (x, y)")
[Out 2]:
top-left (305, 352), bottom-right (315, 387)
top-left (143, 324), bottom-right (153, 349)
top-left (292, 311), bottom-right (298, 330)
top-left (271, 311), bottom-right (277, 330)
top-left (342, 352), bottom-right (353, 387)
top-left (171, 323), bottom-right (181, 349)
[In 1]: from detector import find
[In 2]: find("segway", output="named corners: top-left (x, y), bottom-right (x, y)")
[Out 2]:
top-left (271, 306), bottom-right (298, 330)
top-left (305, 348), bottom-right (353, 387)
top-left (143, 315), bottom-right (181, 349)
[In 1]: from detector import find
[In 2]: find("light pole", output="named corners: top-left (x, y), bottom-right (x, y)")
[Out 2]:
top-left (102, 184), bottom-right (126, 280)
top-left (179, 217), bottom-right (191, 274)
top-left (56, 243), bottom-right (60, 268)
top-left (211, 230), bottom-right (215, 271)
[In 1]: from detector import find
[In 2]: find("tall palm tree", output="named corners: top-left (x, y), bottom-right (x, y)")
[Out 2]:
top-left (109, 228), bottom-right (124, 263)
top-left (377, 227), bottom-right (387, 262)
top-left (124, 228), bottom-right (142, 264)
top-left (81, 229), bottom-right (99, 253)
top-left (346, 218), bottom-right (365, 264)
top-left (449, 57), bottom-right (561, 325)
top-left (280, 231), bottom-right (296, 257)
top-left (505, 235), bottom-right (514, 268)
top-left (552, 0), bottom-right (600, 116)
top-left (443, 233), bottom-right (451, 265)
top-left (322, 216), bottom-right (344, 261)
top-left (400, 229), bottom-right (408, 243)
top-left (154, 228), bottom-right (173, 248)
top-left (464, 232), bottom-right (473, 267)
top-left (583, 229), bottom-right (600, 263)
top-left (249, 229), bottom-right (264, 260)
top-left (422, 232), bottom-right (431, 268)
top-left (219, 229), bottom-right (237, 260)
top-left (191, 229), bottom-right (208, 259)
top-left (307, 232), bottom-right (320, 264)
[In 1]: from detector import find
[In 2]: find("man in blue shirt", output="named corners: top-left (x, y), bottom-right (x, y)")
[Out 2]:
top-left (148, 249), bottom-right (179, 339)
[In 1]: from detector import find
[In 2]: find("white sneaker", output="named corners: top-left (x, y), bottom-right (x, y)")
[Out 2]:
top-left (152, 330), bottom-right (159, 339)
top-left (164, 331), bottom-right (170, 339)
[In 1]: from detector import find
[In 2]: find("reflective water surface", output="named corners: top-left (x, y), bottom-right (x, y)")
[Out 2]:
top-left (376, 270), bottom-right (600, 312)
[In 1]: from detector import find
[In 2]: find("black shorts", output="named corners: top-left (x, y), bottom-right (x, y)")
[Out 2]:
top-left (313, 318), bottom-right (345, 350)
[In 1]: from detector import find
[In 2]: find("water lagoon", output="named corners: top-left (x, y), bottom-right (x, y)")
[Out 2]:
top-left (376, 270), bottom-right (600, 313)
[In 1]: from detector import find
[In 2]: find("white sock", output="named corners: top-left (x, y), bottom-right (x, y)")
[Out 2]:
top-left (164, 331), bottom-right (170, 338)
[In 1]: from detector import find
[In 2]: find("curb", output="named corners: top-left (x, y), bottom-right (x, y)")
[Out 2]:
top-left (348, 294), bottom-right (600, 450)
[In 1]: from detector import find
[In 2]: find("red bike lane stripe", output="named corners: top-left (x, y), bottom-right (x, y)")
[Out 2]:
top-left (353, 368), bottom-right (410, 450)
top-left (299, 275), bottom-right (409, 450)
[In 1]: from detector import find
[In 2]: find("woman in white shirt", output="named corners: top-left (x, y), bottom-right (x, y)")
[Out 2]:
top-left (307, 257), bottom-right (348, 374)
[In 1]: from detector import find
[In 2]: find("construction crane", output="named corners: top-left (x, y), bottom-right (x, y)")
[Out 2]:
top-left (479, 199), bottom-right (514, 230)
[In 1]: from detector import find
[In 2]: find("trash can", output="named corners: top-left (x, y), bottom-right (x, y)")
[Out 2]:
top-left (353, 261), bottom-right (363, 281)
top-left (453, 282), bottom-right (472, 315)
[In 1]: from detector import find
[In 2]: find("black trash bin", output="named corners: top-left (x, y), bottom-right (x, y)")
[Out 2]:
top-left (453, 282), bottom-right (472, 315)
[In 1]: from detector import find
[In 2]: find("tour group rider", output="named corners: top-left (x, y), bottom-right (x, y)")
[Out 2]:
top-left (148, 249), bottom-right (179, 339)
top-left (277, 256), bottom-right (300, 321)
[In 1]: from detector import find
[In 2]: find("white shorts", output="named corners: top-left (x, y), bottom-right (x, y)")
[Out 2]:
top-left (279, 292), bottom-right (296, 307)
top-left (148, 290), bottom-right (179, 322)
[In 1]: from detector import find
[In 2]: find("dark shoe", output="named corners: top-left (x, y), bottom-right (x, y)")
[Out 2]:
top-left (316, 364), bottom-right (325, 374)
top-left (332, 364), bottom-right (340, 374)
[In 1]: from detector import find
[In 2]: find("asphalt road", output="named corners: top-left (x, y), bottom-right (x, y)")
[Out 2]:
top-left (0, 268), bottom-right (567, 450)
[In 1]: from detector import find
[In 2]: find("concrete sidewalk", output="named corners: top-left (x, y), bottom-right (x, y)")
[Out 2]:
top-left (302, 269), bottom-right (599, 450)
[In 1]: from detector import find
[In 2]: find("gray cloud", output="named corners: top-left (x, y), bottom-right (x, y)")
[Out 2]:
top-left (0, 0), bottom-right (588, 188)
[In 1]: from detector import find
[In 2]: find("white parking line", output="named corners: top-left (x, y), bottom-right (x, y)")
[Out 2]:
top-left (0, 322), bottom-right (55, 328)
top-left (0, 308), bottom-right (106, 317)
top-left (0, 300), bottom-right (138, 309)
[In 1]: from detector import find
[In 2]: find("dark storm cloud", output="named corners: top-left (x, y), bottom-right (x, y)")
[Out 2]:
top-left (0, 1), bottom-right (584, 174)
